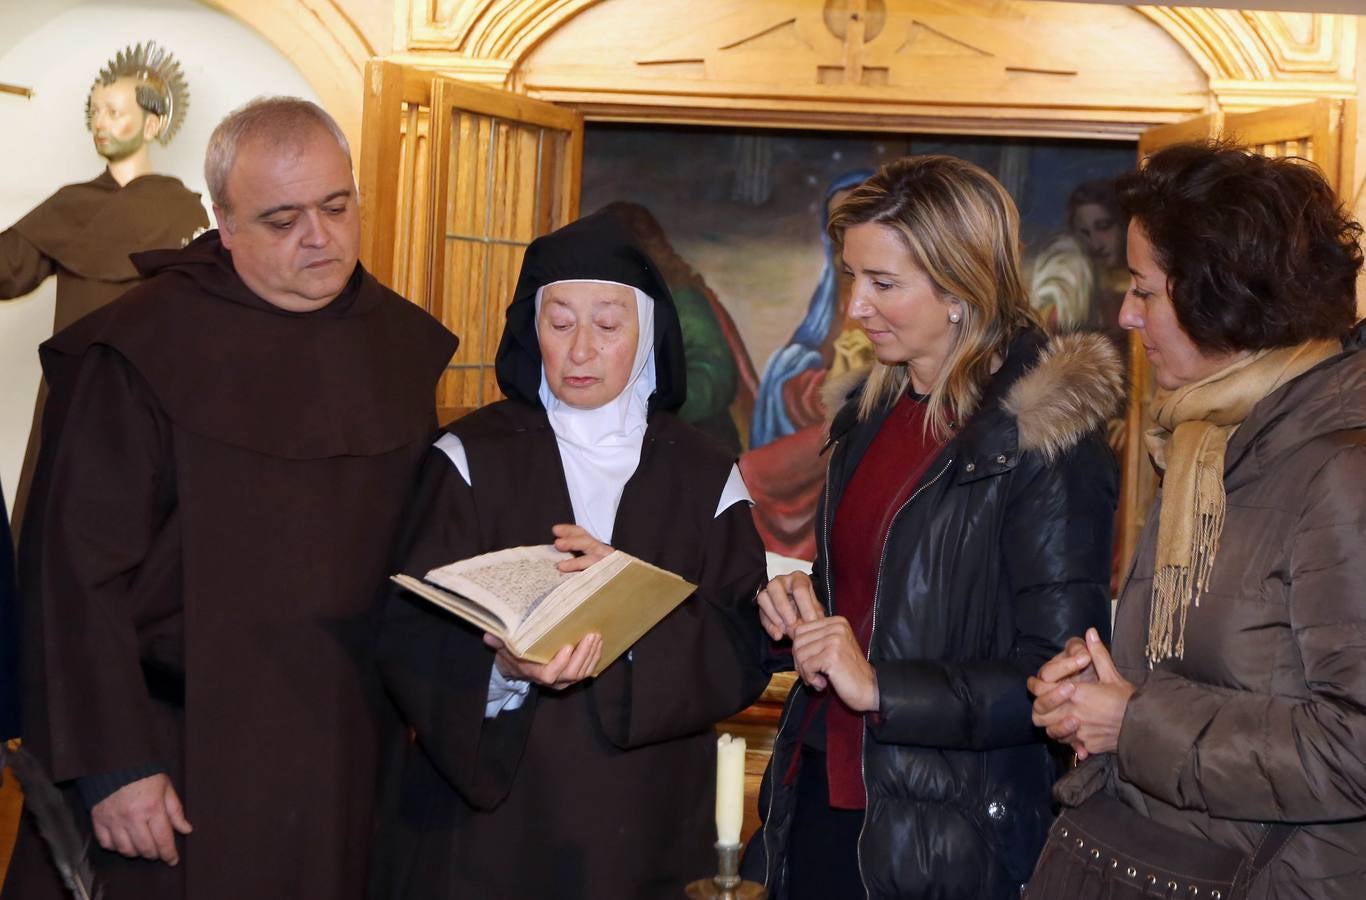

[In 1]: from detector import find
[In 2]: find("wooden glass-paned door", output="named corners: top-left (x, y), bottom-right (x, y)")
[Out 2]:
top-left (360, 61), bottom-right (584, 421)
top-left (1136, 112), bottom-right (1220, 160)
top-left (1222, 98), bottom-right (1354, 194)
top-left (431, 79), bottom-right (582, 414)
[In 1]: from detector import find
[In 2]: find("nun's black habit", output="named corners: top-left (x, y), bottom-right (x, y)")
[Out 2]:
top-left (374, 211), bottom-right (770, 899)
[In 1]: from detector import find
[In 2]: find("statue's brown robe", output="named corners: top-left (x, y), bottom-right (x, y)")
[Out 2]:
top-left (0, 169), bottom-right (207, 532)
top-left (374, 399), bottom-right (770, 900)
top-left (2, 231), bottom-right (456, 900)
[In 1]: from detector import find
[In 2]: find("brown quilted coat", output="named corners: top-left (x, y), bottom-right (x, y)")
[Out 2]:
top-left (1069, 338), bottom-right (1366, 899)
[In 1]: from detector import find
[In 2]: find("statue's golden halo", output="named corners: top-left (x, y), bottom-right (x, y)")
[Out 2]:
top-left (86, 41), bottom-right (190, 146)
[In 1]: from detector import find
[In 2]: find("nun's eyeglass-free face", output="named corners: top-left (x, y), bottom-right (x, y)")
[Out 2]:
top-left (538, 282), bottom-right (640, 409)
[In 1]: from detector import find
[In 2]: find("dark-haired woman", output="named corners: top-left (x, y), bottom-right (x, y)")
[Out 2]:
top-left (743, 155), bottom-right (1123, 899)
top-left (1029, 141), bottom-right (1366, 898)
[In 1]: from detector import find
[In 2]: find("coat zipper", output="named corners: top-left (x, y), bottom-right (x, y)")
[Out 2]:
top-left (760, 683), bottom-right (799, 889)
top-left (763, 445), bottom-right (837, 891)
top-left (854, 457), bottom-right (954, 899)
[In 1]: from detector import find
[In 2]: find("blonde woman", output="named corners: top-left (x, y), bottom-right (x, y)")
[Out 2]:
top-left (743, 156), bottom-right (1123, 899)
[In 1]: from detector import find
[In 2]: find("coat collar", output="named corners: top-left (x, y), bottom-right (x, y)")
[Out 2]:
top-left (827, 329), bottom-right (1124, 484)
top-left (1220, 338), bottom-right (1365, 490)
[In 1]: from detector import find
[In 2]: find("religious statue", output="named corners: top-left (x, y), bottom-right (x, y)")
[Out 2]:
top-left (1, 42), bottom-right (208, 531)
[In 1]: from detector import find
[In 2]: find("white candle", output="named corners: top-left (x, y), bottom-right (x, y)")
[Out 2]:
top-left (715, 732), bottom-right (746, 846)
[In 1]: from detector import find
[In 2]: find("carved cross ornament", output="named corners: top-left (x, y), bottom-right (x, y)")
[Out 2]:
top-left (826, 0), bottom-right (876, 85)
top-left (633, 0), bottom-right (1075, 87)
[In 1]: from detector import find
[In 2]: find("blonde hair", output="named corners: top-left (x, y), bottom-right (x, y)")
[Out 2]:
top-left (828, 155), bottom-right (1038, 437)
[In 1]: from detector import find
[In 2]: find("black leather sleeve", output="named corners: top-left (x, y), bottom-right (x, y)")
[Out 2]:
top-left (871, 431), bottom-right (1117, 750)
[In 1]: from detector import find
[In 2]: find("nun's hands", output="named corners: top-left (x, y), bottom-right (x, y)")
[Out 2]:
top-left (552, 524), bottom-right (614, 573)
top-left (484, 524), bottom-right (609, 687)
top-left (485, 632), bottom-right (602, 689)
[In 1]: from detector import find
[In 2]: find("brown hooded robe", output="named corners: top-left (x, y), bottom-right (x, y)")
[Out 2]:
top-left (2, 230), bottom-right (456, 900)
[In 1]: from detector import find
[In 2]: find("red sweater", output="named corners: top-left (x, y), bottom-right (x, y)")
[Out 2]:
top-left (796, 390), bottom-right (944, 809)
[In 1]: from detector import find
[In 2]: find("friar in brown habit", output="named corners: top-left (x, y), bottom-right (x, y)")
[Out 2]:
top-left (373, 209), bottom-right (771, 900)
top-left (0, 43), bottom-right (207, 531)
top-left (2, 97), bottom-right (457, 900)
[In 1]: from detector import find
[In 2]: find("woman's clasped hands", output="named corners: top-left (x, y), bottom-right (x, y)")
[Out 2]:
top-left (757, 572), bottom-right (880, 713)
top-left (1027, 627), bottom-right (1135, 760)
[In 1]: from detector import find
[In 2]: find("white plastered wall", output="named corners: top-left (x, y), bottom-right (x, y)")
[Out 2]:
top-left (0, 0), bottom-right (320, 522)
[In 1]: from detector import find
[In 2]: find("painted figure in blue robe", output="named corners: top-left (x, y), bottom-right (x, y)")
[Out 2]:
top-left (749, 169), bottom-right (872, 449)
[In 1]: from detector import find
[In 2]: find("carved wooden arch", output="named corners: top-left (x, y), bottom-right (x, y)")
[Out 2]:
top-left (400, 1), bottom-right (1355, 119)
top-left (201, 0), bottom-right (375, 148)
top-left (409, 0), bottom-right (604, 61)
top-left (206, 1), bottom-right (1356, 147)
top-left (1134, 6), bottom-right (1355, 110)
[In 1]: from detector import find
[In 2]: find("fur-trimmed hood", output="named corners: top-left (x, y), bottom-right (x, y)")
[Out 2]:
top-left (1001, 331), bottom-right (1124, 461)
top-left (824, 329), bottom-right (1124, 463)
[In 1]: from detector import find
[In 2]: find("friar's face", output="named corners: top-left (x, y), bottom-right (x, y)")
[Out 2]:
top-left (88, 78), bottom-right (158, 162)
top-left (214, 125), bottom-right (360, 312)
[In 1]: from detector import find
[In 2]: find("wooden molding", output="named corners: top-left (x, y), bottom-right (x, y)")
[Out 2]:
top-left (403, 0), bottom-right (605, 59)
top-left (196, 2), bottom-right (1359, 156)
top-left (383, 52), bottom-right (516, 86)
top-left (389, 1), bottom-right (1356, 133)
top-left (1251, 12), bottom-right (1350, 75)
top-left (1207, 78), bottom-right (1357, 114)
top-left (196, 2), bottom-right (1359, 192)
top-left (512, 0), bottom-right (1211, 132)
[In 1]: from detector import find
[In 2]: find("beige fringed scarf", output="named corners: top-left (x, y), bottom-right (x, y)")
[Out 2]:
top-left (1142, 339), bottom-right (1340, 664)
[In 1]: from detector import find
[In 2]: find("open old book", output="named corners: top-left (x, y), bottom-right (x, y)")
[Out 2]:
top-left (391, 545), bottom-right (697, 677)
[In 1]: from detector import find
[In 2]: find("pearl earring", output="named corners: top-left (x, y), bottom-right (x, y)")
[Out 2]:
top-left (949, 310), bottom-right (962, 324)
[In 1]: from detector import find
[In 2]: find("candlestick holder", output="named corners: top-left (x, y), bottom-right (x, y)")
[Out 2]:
top-left (684, 842), bottom-right (767, 899)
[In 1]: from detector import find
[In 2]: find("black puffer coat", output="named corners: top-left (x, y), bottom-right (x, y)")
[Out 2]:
top-left (742, 328), bottom-right (1122, 899)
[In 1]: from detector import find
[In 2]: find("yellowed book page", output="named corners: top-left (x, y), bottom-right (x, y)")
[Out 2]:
top-left (513, 550), bottom-right (630, 648)
top-left (423, 545), bottom-right (573, 630)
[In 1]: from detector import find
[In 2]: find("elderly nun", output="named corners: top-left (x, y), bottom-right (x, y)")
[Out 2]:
top-left (374, 209), bottom-right (770, 900)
